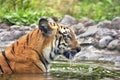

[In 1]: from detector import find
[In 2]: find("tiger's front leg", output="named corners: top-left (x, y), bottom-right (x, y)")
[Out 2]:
top-left (8, 48), bottom-right (47, 73)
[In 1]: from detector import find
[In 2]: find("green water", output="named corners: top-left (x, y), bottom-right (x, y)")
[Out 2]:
top-left (0, 61), bottom-right (120, 80)
top-left (50, 61), bottom-right (120, 80)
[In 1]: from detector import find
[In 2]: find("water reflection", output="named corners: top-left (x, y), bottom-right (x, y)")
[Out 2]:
top-left (0, 74), bottom-right (60, 80)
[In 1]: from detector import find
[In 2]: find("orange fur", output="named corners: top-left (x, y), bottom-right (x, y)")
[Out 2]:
top-left (0, 29), bottom-right (52, 73)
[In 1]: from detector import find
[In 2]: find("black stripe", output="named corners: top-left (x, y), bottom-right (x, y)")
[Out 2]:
top-left (1, 51), bottom-right (14, 73)
top-left (53, 23), bottom-right (56, 26)
top-left (61, 43), bottom-right (68, 46)
top-left (39, 55), bottom-right (48, 71)
top-left (32, 62), bottom-right (43, 72)
top-left (26, 34), bottom-right (29, 45)
top-left (0, 65), bottom-right (4, 74)
top-left (58, 37), bottom-right (62, 48)
top-left (49, 22), bottom-right (52, 25)
top-left (30, 31), bottom-right (34, 38)
top-left (54, 50), bottom-right (58, 55)
top-left (23, 45), bottom-right (25, 49)
top-left (50, 46), bottom-right (54, 60)
top-left (30, 49), bottom-right (48, 70)
top-left (16, 41), bottom-right (18, 46)
top-left (50, 53), bottom-right (54, 60)
top-left (11, 45), bottom-right (15, 54)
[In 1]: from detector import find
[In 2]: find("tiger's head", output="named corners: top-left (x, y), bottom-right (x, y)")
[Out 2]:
top-left (39, 18), bottom-right (81, 61)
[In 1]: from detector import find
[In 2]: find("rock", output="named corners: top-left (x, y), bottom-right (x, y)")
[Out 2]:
top-left (111, 17), bottom-right (120, 29)
top-left (1, 31), bottom-right (25, 41)
top-left (0, 23), bottom-right (10, 29)
top-left (1, 32), bottom-right (13, 41)
top-left (78, 25), bottom-right (98, 38)
top-left (12, 30), bottom-right (26, 39)
top-left (78, 37), bottom-right (94, 46)
top-left (98, 36), bottom-right (113, 48)
top-left (116, 41), bottom-right (120, 51)
top-left (74, 46), bottom-right (102, 61)
top-left (71, 23), bottom-right (86, 35)
top-left (61, 15), bottom-right (77, 26)
top-left (107, 39), bottom-right (120, 50)
top-left (92, 39), bottom-right (99, 48)
top-left (0, 41), bottom-right (14, 49)
top-left (96, 28), bottom-right (117, 38)
top-left (19, 26), bottom-right (32, 31)
top-left (110, 29), bottom-right (119, 38)
top-left (97, 20), bottom-right (111, 28)
top-left (10, 25), bottom-right (20, 30)
top-left (0, 29), bottom-right (7, 33)
top-left (98, 54), bottom-right (116, 61)
top-left (74, 44), bottom-right (120, 62)
top-left (114, 56), bottom-right (120, 67)
top-left (79, 17), bottom-right (96, 27)
top-left (30, 23), bottom-right (38, 29)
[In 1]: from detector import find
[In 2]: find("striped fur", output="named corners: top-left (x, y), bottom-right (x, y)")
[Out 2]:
top-left (0, 18), bottom-right (81, 74)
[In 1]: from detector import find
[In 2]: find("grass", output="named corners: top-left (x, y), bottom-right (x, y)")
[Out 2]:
top-left (0, 0), bottom-right (120, 25)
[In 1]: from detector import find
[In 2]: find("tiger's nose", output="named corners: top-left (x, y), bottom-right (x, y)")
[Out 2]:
top-left (76, 47), bottom-right (81, 52)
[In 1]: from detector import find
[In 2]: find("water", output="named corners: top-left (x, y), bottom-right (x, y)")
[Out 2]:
top-left (0, 61), bottom-right (120, 80)
top-left (0, 73), bottom-right (66, 80)
top-left (50, 61), bottom-right (120, 80)
top-left (0, 74), bottom-right (50, 80)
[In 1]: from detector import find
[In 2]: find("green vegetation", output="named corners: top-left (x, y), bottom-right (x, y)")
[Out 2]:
top-left (50, 62), bottom-right (120, 80)
top-left (0, 0), bottom-right (120, 25)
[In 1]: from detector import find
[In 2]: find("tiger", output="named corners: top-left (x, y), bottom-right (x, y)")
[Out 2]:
top-left (0, 18), bottom-right (81, 74)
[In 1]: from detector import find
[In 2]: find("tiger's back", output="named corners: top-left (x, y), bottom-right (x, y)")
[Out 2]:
top-left (0, 29), bottom-right (47, 73)
top-left (0, 18), bottom-right (81, 74)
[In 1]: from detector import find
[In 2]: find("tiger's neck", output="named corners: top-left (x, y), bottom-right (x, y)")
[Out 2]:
top-left (43, 40), bottom-right (58, 64)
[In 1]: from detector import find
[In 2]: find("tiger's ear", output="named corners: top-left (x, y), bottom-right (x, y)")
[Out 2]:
top-left (39, 18), bottom-right (53, 36)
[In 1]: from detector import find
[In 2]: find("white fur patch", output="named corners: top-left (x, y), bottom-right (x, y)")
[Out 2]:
top-left (43, 46), bottom-right (51, 63)
top-left (60, 28), bottom-right (66, 33)
top-left (43, 40), bottom-right (57, 63)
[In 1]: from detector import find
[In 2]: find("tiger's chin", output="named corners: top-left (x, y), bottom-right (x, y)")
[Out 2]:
top-left (63, 50), bottom-right (77, 59)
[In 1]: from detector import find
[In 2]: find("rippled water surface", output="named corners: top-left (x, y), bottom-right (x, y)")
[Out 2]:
top-left (0, 61), bottom-right (120, 80)
top-left (0, 74), bottom-right (60, 80)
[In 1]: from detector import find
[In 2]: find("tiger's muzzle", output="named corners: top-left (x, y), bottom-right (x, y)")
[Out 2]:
top-left (63, 47), bottom-right (81, 59)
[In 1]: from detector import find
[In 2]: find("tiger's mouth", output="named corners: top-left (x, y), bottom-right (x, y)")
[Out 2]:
top-left (63, 50), bottom-right (77, 59)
